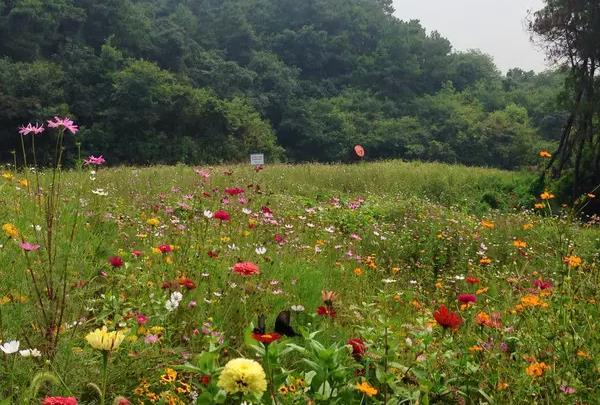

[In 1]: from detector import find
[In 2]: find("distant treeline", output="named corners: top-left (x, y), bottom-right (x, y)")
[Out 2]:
top-left (0, 0), bottom-right (566, 167)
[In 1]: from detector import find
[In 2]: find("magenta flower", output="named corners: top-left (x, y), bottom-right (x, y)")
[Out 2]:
top-left (20, 242), bottom-right (41, 251)
top-left (47, 117), bottom-right (78, 134)
top-left (18, 123), bottom-right (45, 136)
top-left (83, 155), bottom-right (106, 166)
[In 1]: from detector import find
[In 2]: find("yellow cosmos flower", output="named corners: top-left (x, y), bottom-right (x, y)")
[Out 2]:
top-left (480, 220), bottom-right (495, 229)
top-left (525, 362), bottom-right (549, 377)
top-left (2, 172), bottom-right (13, 181)
top-left (18, 179), bottom-right (28, 187)
top-left (356, 381), bottom-right (378, 397)
top-left (85, 326), bottom-right (127, 352)
top-left (563, 255), bottom-right (582, 268)
top-left (540, 191), bottom-right (555, 200)
top-left (353, 267), bottom-right (363, 276)
top-left (513, 240), bottom-right (527, 248)
top-left (522, 223), bottom-right (534, 230)
top-left (217, 358), bottom-right (267, 397)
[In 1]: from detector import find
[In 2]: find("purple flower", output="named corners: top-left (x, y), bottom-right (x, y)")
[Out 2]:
top-left (19, 242), bottom-right (40, 251)
top-left (144, 335), bottom-right (159, 344)
top-left (83, 155), bottom-right (106, 166)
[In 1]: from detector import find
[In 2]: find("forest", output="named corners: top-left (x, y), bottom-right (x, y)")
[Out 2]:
top-left (0, 0), bottom-right (566, 167)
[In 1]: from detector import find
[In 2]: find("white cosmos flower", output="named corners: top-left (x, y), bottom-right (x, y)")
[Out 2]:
top-left (203, 210), bottom-right (213, 218)
top-left (291, 305), bottom-right (305, 312)
top-left (383, 279), bottom-right (397, 284)
top-left (170, 291), bottom-right (183, 303)
top-left (91, 188), bottom-right (108, 196)
top-left (325, 226), bottom-right (335, 233)
top-left (255, 246), bottom-right (267, 255)
top-left (165, 299), bottom-right (179, 312)
top-left (19, 348), bottom-right (41, 358)
top-left (242, 208), bottom-right (252, 215)
top-left (0, 340), bottom-right (20, 354)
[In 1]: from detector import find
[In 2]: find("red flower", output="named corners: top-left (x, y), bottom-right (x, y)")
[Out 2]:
top-left (347, 338), bottom-right (366, 360)
top-left (131, 250), bottom-right (143, 257)
top-left (42, 397), bottom-right (78, 405)
top-left (261, 206), bottom-right (272, 214)
top-left (200, 375), bottom-right (211, 385)
top-left (465, 276), bottom-right (480, 285)
top-left (161, 280), bottom-right (173, 290)
top-left (178, 277), bottom-right (197, 290)
top-left (433, 305), bottom-right (463, 330)
top-left (251, 332), bottom-right (282, 344)
top-left (317, 306), bottom-right (337, 318)
top-left (533, 279), bottom-right (552, 290)
top-left (457, 294), bottom-right (477, 304)
top-left (158, 244), bottom-right (173, 253)
top-left (136, 314), bottom-right (148, 325)
top-left (207, 250), bottom-right (219, 258)
top-left (224, 187), bottom-right (245, 196)
top-left (232, 262), bottom-right (260, 276)
top-left (274, 234), bottom-right (285, 244)
top-left (108, 256), bottom-right (124, 268)
top-left (214, 210), bottom-right (230, 221)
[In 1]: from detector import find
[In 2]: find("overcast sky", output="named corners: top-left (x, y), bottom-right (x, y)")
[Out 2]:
top-left (393, 0), bottom-right (550, 73)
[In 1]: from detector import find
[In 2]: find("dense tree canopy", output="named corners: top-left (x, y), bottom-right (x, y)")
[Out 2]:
top-left (0, 0), bottom-right (566, 167)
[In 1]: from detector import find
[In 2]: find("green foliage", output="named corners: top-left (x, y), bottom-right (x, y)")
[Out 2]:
top-left (0, 0), bottom-right (566, 166)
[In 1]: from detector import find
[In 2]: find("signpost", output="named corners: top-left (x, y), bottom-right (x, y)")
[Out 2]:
top-left (250, 153), bottom-right (265, 166)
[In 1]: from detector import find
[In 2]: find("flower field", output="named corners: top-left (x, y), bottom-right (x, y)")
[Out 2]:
top-left (1, 125), bottom-right (599, 404)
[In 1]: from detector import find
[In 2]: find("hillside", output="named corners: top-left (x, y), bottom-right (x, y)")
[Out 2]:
top-left (0, 0), bottom-right (565, 167)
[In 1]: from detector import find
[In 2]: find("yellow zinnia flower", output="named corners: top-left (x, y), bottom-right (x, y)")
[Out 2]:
top-left (217, 358), bottom-right (267, 397)
top-left (2, 223), bottom-right (19, 239)
top-left (85, 326), bottom-right (127, 352)
top-left (146, 217), bottom-right (160, 226)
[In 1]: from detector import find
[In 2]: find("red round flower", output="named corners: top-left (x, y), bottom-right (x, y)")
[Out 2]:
top-left (178, 277), bottom-right (197, 290)
top-left (108, 256), bottom-right (124, 268)
top-left (533, 279), bottom-right (552, 290)
top-left (158, 244), bottom-right (173, 253)
top-left (457, 294), bottom-right (477, 304)
top-left (251, 332), bottom-right (282, 344)
top-left (200, 375), bottom-right (211, 385)
top-left (433, 305), bottom-right (463, 330)
top-left (465, 276), bottom-right (480, 284)
top-left (42, 397), bottom-right (78, 405)
top-left (347, 338), bottom-right (366, 360)
top-left (224, 187), bottom-right (245, 196)
top-left (214, 210), bottom-right (230, 221)
top-left (232, 261), bottom-right (260, 276)
top-left (317, 305), bottom-right (337, 318)
top-left (261, 206), bottom-right (272, 214)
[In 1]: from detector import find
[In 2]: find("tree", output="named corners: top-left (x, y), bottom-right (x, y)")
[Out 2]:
top-left (530, 0), bottom-right (600, 200)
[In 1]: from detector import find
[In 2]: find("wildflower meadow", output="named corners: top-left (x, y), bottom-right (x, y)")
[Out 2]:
top-left (0, 119), bottom-right (599, 404)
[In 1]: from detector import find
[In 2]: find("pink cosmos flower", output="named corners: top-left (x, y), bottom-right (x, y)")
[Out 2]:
top-left (20, 242), bottom-right (40, 251)
top-left (18, 123), bottom-right (45, 136)
top-left (83, 155), bottom-right (106, 166)
top-left (47, 117), bottom-right (78, 134)
top-left (194, 168), bottom-right (211, 180)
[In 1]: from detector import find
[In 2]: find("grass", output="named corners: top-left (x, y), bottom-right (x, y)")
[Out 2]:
top-left (0, 160), bottom-right (598, 404)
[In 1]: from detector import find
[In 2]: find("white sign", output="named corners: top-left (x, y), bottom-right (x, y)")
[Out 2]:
top-left (250, 154), bottom-right (264, 165)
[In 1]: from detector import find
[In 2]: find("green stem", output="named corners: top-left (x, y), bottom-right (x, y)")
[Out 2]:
top-left (101, 351), bottom-right (109, 405)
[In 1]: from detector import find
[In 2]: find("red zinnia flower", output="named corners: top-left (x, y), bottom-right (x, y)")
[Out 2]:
top-left (232, 262), bottom-right (260, 276)
top-left (200, 375), bottom-right (211, 385)
top-left (433, 305), bottom-right (463, 330)
top-left (251, 332), bottom-right (282, 344)
top-left (224, 187), bottom-right (245, 196)
top-left (214, 210), bottom-right (230, 221)
top-left (317, 305), bottom-right (337, 318)
top-left (108, 256), bottom-right (124, 268)
top-left (457, 294), bottom-right (477, 304)
top-left (533, 279), bottom-right (552, 290)
top-left (158, 244), bottom-right (173, 253)
top-left (131, 250), bottom-right (143, 257)
top-left (178, 277), bottom-right (197, 290)
top-left (261, 206), bottom-right (272, 214)
top-left (274, 234), bottom-right (285, 244)
top-left (42, 397), bottom-right (78, 405)
top-left (347, 338), bottom-right (366, 360)
top-left (465, 276), bottom-right (480, 284)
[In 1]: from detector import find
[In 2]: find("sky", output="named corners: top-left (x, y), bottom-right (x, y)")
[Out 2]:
top-left (393, 0), bottom-right (550, 73)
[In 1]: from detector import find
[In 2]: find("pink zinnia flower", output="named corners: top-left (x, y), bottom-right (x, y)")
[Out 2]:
top-left (83, 155), bottom-right (106, 166)
top-left (42, 397), bottom-right (78, 405)
top-left (136, 313), bottom-right (148, 325)
top-left (20, 242), bottom-right (40, 251)
top-left (214, 210), bottom-right (230, 221)
top-left (18, 123), bottom-right (45, 136)
top-left (158, 244), bottom-right (173, 253)
top-left (47, 117), bottom-right (78, 134)
top-left (232, 261), bottom-right (260, 276)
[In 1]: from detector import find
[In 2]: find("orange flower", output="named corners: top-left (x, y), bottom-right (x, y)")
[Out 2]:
top-left (353, 267), bottom-right (363, 276)
top-left (475, 287), bottom-right (488, 295)
top-left (525, 362), bottom-right (549, 377)
top-left (534, 203), bottom-right (545, 209)
top-left (539, 150), bottom-right (552, 158)
top-left (540, 191), bottom-right (555, 200)
top-left (480, 220), bottom-right (495, 229)
top-left (520, 294), bottom-right (548, 308)
top-left (513, 240), bottom-right (527, 248)
top-left (577, 350), bottom-right (592, 360)
top-left (563, 256), bottom-right (582, 268)
top-left (355, 381), bottom-right (378, 397)
top-left (522, 223), bottom-right (534, 230)
top-left (479, 257), bottom-right (492, 266)
top-left (497, 382), bottom-right (509, 390)
top-left (469, 345), bottom-right (483, 352)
